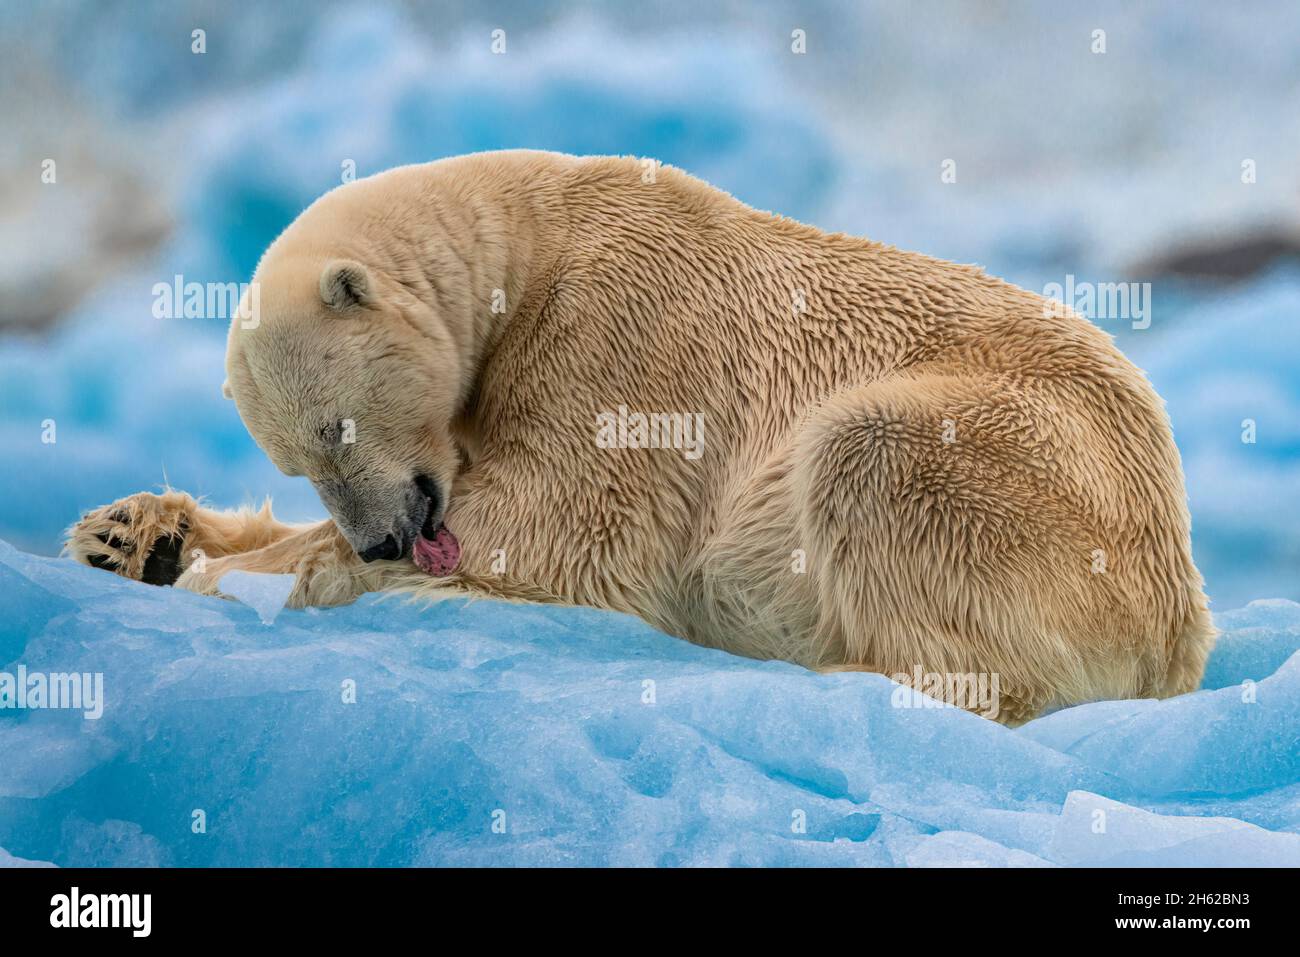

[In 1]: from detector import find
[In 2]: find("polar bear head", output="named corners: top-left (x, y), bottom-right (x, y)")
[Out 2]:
top-left (223, 250), bottom-right (467, 571)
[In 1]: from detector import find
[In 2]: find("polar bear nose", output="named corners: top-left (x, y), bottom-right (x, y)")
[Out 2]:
top-left (358, 534), bottom-right (401, 563)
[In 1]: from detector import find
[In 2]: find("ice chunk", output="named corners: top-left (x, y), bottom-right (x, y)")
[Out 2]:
top-left (0, 846), bottom-right (56, 868)
top-left (0, 555), bottom-right (78, 664)
top-left (904, 831), bottom-right (1055, 868)
top-left (218, 570), bottom-right (295, 625)
top-left (1020, 652), bottom-right (1300, 796)
top-left (1048, 792), bottom-right (1300, 867)
top-left (1202, 599), bottom-right (1300, 688)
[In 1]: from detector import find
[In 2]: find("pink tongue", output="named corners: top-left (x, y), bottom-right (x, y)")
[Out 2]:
top-left (413, 523), bottom-right (460, 576)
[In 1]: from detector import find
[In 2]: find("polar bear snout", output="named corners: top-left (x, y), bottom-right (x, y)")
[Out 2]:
top-left (357, 535), bottom-right (402, 563)
top-left (316, 474), bottom-right (445, 565)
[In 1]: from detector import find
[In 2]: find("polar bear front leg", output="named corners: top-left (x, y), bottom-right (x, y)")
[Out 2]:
top-left (175, 519), bottom-right (398, 608)
top-left (66, 490), bottom-right (298, 585)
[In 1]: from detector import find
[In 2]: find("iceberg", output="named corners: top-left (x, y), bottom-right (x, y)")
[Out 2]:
top-left (0, 540), bottom-right (1296, 867)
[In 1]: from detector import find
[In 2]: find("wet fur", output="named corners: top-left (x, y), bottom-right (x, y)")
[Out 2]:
top-left (66, 151), bottom-right (1215, 724)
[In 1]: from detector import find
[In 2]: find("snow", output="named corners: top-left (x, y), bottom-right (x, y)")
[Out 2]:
top-left (1, 540), bottom-right (1296, 867)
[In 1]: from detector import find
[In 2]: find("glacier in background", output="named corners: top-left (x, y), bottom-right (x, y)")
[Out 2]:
top-left (1, 4), bottom-right (1297, 607)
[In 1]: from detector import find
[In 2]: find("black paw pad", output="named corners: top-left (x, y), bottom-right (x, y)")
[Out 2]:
top-left (141, 534), bottom-right (185, 586)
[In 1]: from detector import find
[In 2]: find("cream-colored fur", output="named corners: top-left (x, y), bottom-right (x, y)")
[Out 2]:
top-left (67, 150), bottom-right (1214, 724)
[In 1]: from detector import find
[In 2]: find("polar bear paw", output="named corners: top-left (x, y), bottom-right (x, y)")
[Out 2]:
top-left (66, 491), bottom-right (196, 586)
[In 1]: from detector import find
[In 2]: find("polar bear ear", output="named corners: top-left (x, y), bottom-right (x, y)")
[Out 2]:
top-left (221, 379), bottom-right (233, 400)
top-left (319, 260), bottom-right (373, 311)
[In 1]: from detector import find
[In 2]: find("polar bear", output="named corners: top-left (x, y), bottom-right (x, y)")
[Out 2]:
top-left (67, 150), bottom-right (1214, 723)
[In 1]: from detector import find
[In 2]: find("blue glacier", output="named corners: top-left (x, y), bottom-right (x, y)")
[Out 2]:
top-left (0, 541), bottom-right (1296, 867)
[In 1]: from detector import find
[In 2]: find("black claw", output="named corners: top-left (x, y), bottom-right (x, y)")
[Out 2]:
top-left (110, 509), bottom-right (130, 523)
top-left (93, 531), bottom-right (134, 555)
top-left (106, 534), bottom-right (133, 554)
top-left (141, 534), bottom-right (185, 586)
top-left (87, 553), bottom-right (118, 571)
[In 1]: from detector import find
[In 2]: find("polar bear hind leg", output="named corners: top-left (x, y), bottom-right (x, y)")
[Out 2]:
top-left (789, 371), bottom-right (1209, 724)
